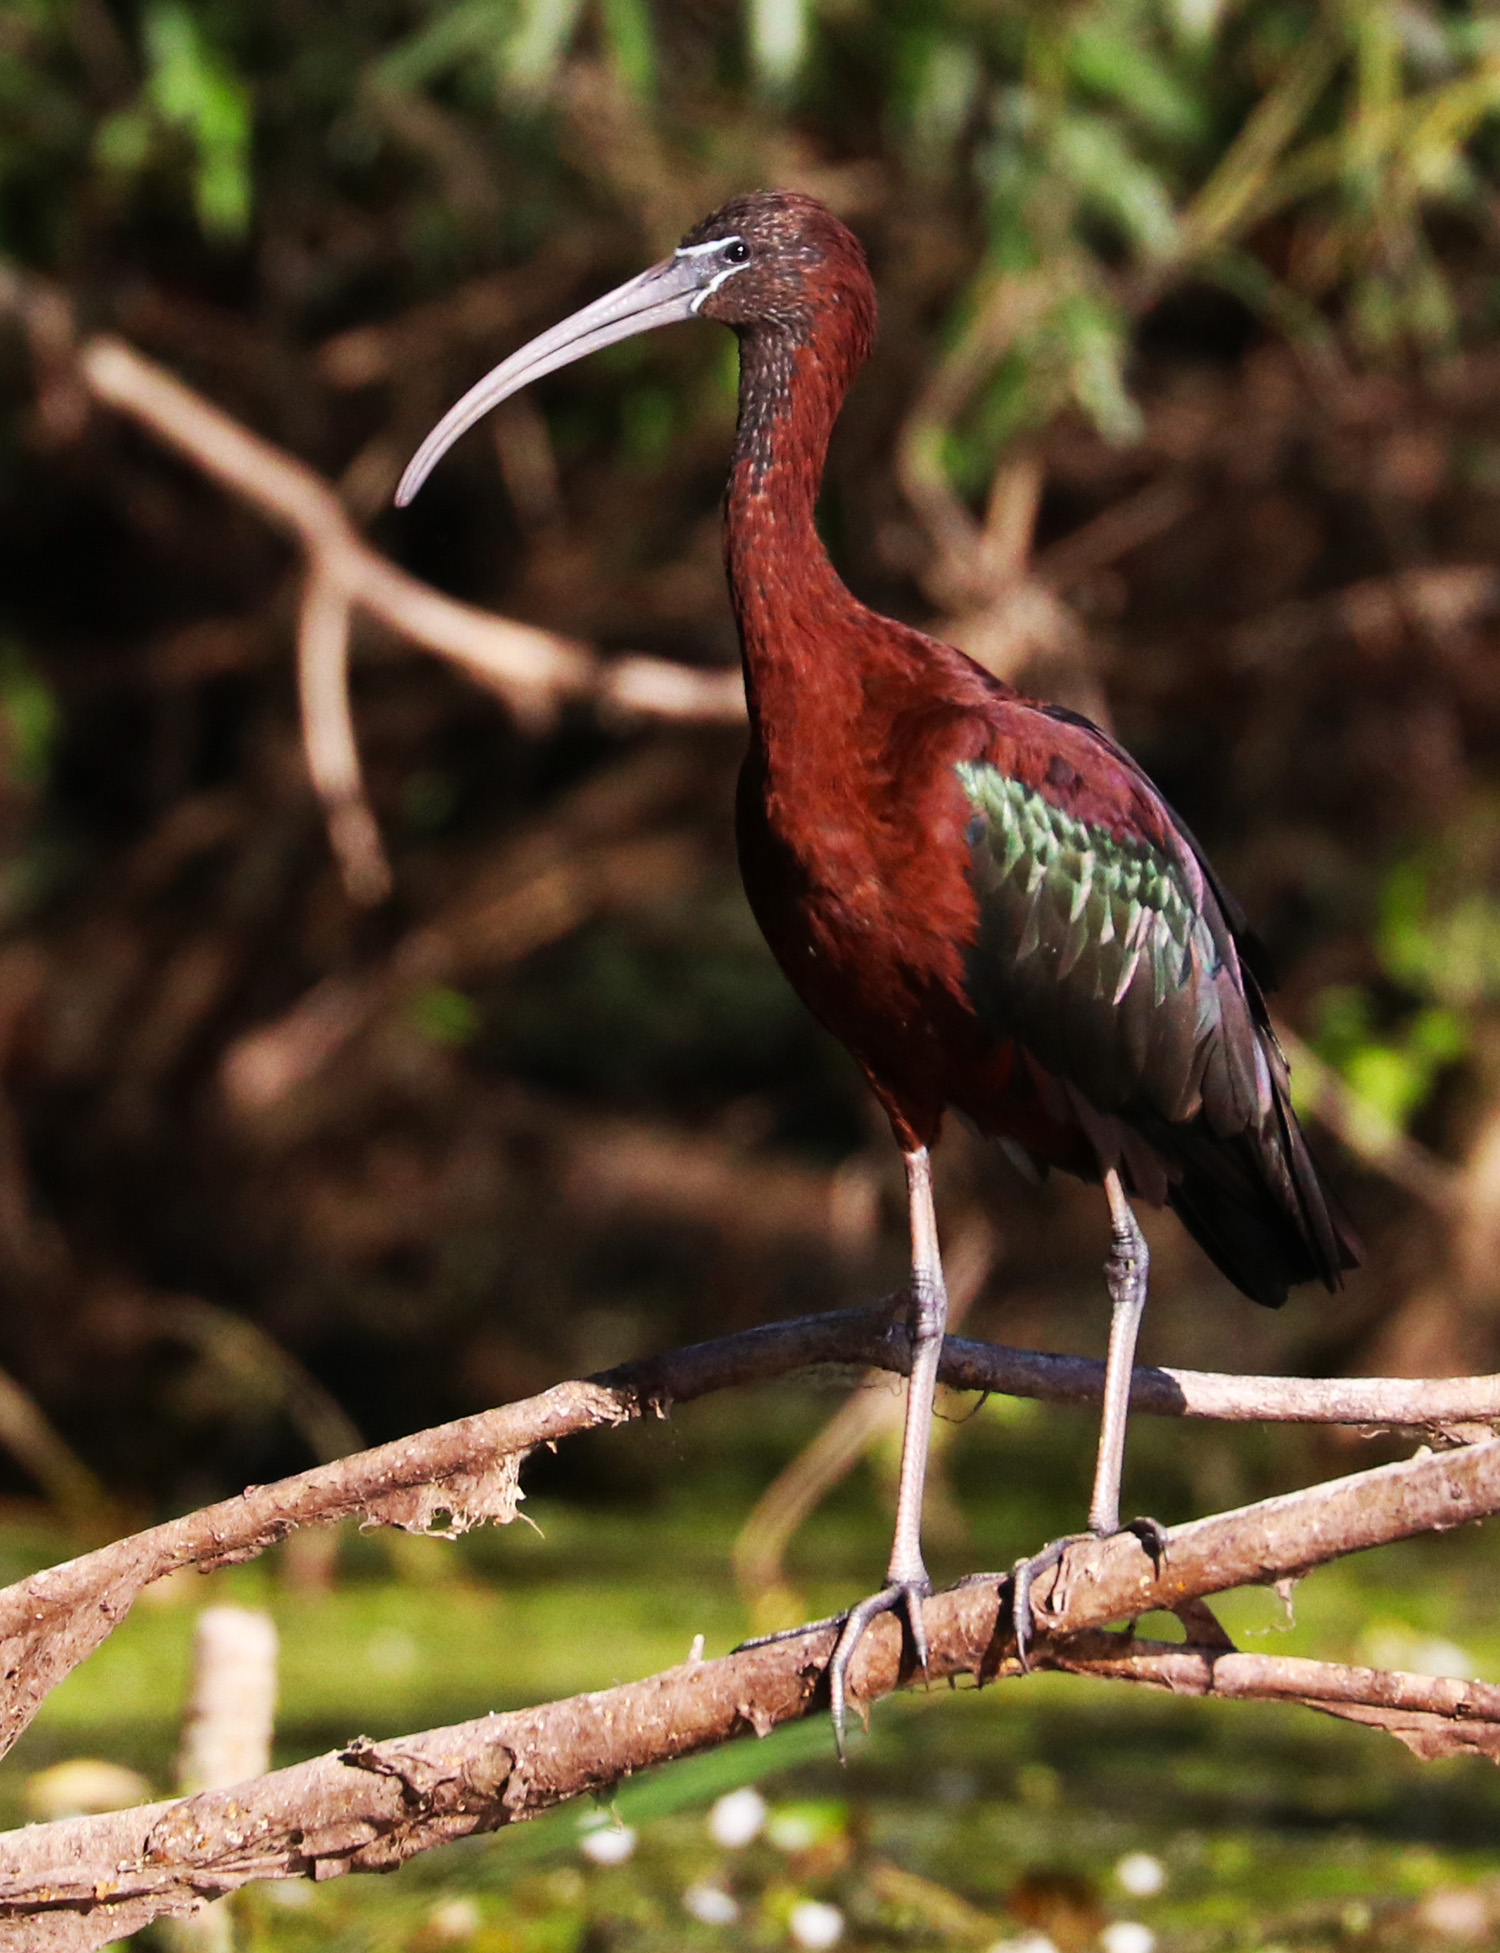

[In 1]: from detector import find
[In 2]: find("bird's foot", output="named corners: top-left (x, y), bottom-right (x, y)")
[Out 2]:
top-left (825, 1578), bottom-right (931, 1761)
top-left (1004, 1516), bottom-right (1167, 1670)
top-left (733, 1577), bottom-right (932, 1762)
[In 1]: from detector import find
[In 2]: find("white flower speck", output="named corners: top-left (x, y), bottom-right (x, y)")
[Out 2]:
top-left (683, 1882), bottom-right (740, 1925)
top-left (709, 1786), bottom-right (767, 1849)
top-left (1101, 1922), bottom-right (1156, 1953)
top-left (1417, 1889), bottom-right (1490, 1941)
top-left (264, 1879), bottom-right (314, 1910)
top-left (1115, 1853), bottom-right (1166, 1898)
top-left (425, 1897), bottom-right (481, 1941)
top-left (789, 1899), bottom-right (844, 1949)
top-left (580, 1823), bottom-right (637, 1867)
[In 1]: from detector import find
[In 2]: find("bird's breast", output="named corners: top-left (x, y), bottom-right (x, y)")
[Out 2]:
top-left (735, 747), bottom-right (980, 1048)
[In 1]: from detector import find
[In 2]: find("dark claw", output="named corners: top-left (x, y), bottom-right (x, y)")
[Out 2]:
top-left (1124, 1515), bottom-right (1168, 1572)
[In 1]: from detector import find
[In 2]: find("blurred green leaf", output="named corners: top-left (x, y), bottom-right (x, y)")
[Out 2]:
top-left (411, 986), bottom-right (482, 1047)
top-left (900, 35), bottom-right (983, 172)
top-left (601, 0), bottom-right (657, 102)
top-left (93, 107), bottom-right (153, 179)
top-left (142, 1), bottom-right (252, 240)
top-left (1053, 106), bottom-right (1181, 259)
top-left (373, 0), bottom-right (515, 91)
top-left (1067, 13), bottom-right (1205, 145)
top-left (1310, 982), bottom-right (1466, 1132)
top-left (0, 641), bottom-right (56, 789)
top-left (1055, 289), bottom-right (1143, 444)
top-left (504, 0), bottom-right (586, 98)
top-left (1379, 855), bottom-right (1500, 1008)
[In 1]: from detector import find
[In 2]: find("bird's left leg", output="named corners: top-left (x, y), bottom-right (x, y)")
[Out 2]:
top-left (1009, 1168), bottom-right (1163, 1661)
top-left (1088, 1167), bottom-right (1151, 1536)
top-left (821, 1145), bottom-right (948, 1751)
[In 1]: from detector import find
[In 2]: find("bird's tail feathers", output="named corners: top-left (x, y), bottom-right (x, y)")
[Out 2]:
top-left (1159, 1101), bottom-right (1358, 1308)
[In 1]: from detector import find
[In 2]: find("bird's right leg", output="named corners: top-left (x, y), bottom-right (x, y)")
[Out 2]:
top-left (735, 1146), bottom-right (948, 1757)
top-left (820, 1145), bottom-right (948, 1745)
top-left (1008, 1169), bottom-right (1162, 1664)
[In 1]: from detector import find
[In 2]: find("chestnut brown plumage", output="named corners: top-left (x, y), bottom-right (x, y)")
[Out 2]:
top-left (398, 190), bottom-right (1359, 1751)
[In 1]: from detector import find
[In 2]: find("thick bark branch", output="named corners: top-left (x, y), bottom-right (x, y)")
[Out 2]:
top-left (5, 1437), bottom-right (1500, 1950)
top-left (3, 1304), bottom-right (1498, 1762)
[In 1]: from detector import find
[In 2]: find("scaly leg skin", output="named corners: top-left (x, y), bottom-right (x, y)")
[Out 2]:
top-left (1009, 1170), bottom-right (1165, 1668)
top-left (735, 1147), bottom-right (948, 1759)
top-left (825, 1146), bottom-right (948, 1752)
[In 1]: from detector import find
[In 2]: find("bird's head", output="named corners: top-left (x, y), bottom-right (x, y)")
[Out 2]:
top-left (395, 190), bottom-right (874, 506)
top-left (675, 191), bottom-right (875, 340)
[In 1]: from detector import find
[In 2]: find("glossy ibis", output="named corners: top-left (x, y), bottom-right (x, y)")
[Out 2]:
top-left (397, 191), bottom-right (1358, 1748)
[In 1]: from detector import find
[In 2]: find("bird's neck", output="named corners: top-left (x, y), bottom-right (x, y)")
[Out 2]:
top-left (724, 325), bottom-right (882, 752)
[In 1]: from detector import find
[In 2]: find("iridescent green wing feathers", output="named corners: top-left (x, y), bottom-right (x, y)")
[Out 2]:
top-left (955, 755), bottom-right (1268, 1135)
top-left (954, 731), bottom-right (1356, 1305)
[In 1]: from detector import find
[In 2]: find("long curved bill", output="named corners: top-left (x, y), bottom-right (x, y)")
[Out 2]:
top-left (395, 252), bottom-right (715, 507)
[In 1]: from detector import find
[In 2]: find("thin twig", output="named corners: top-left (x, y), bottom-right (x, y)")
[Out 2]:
top-left (1042, 1632), bottom-right (1500, 1760)
top-left (295, 567), bottom-right (390, 902)
top-left (0, 1367), bottom-right (108, 1530)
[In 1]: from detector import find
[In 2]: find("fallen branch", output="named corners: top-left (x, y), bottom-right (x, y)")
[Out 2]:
top-left (5, 1437), bottom-right (1500, 1950)
top-left (4, 1300), bottom-right (1500, 1760)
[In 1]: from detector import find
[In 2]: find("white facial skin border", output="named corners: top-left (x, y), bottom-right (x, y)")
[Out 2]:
top-left (677, 235), bottom-right (750, 313)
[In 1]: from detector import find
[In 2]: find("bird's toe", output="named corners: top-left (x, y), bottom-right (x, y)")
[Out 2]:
top-left (732, 1611), bottom-right (848, 1654)
top-left (1009, 1535), bottom-right (1088, 1670)
top-left (826, 1578), bottom-right (932, 1761)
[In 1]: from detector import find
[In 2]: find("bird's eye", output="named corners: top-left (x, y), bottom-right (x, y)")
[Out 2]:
top-left (724, 239), bottom-right (750, 264)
